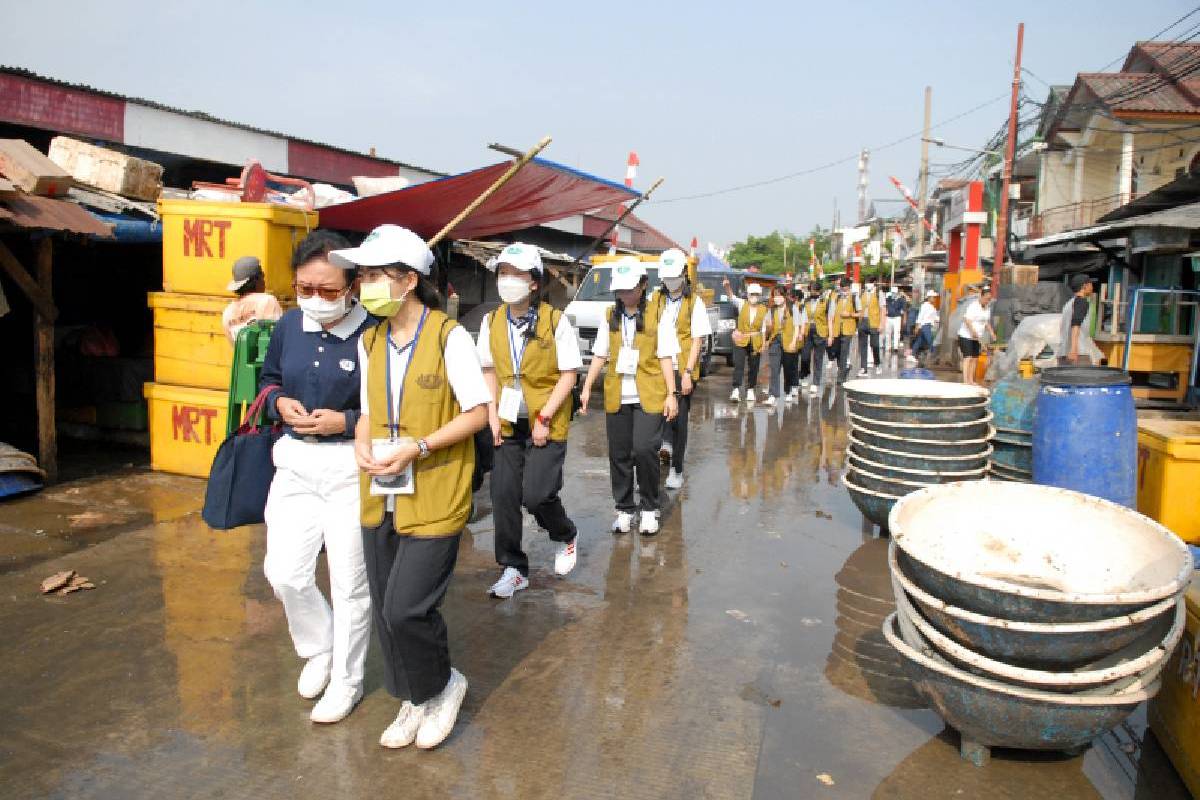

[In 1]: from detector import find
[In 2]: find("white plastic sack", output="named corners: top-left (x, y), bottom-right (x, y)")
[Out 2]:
top-left (987, 312), bottom-right (1103, 380)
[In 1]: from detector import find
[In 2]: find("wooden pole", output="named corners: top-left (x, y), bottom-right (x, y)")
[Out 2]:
top-left (35, 237), bottom-right (56, 482)
top-left (564, 176), bottom-right (666, 270)
top-left (0, 239), bottom-right (57, 321)
top-left (995, 22), bottom-right (1025, 275)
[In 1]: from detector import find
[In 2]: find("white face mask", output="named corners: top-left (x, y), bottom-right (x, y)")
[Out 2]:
top-left (497, 275), bottom-right (532, 304)
top-left (748, 294), bottom-right (761, 304)
top-left (298, 292), bottom-right (349, 325)
top-left (773, 296), bottom-right (785, 306)
top-left (662, 276), bottom-right (685, 293)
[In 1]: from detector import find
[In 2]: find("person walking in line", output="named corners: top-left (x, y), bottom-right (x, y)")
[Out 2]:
top-left (476, 243), bottom-right (581, 600)
top-left (342, 224), bottom-right (491, 750)
top-left (259, 231), bottom-right (373, 725)
top-left (761, 284), bottom-right (791, 407)
top-left (580, 257), bottom-right (679, 536)
top-left (222, 255), bottom-right (283, 343)
top-left (802, 281), bottom-right (831, 396)
top-left (912, 290), bottom-right (940, 366)
top-left (723, 278), bottom-right (768, 403)
top-left (830, 277), bottom-right (862, 384)
top-left (958, 286), bottom-right (996, 385)
top-left (884, 283), bottom-right (908, 357)
top-left (857, 281), bottom-right (884, 376)
top-left (652, 248), bottom-right (711, 490)
top-left (782, 285), bottom-right (806, 401)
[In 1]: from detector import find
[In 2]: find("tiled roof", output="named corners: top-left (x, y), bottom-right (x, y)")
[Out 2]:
top-left (1079, 72), bottom-right (1200, 113)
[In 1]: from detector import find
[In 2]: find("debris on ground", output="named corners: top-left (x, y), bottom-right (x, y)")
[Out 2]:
top-left (726, 609), bottom-right (751, 623)
top-left (39, 570), bottom-right (95, 596)
top-left (816, 773), bottom-right (835, 786)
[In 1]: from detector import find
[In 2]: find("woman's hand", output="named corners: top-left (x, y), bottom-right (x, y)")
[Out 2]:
top-left (366, 441), bottom-right (420, 477)
top-left (488, 409), bottom-right (503, 447)
top-left (680, 372), bottom-right (694, 396)
top-left (663, 394), bottom-right (679, 421)
top-left (276, 396), bottom-right (310, 427)
top-left (578, 382), bottom-right (593, 415)
top-left (354, 439), bottom-right (380, 472)
top-left (531, 417), bottom-right (550, 447)
top-left (292, 408), bottom-right (346, 436)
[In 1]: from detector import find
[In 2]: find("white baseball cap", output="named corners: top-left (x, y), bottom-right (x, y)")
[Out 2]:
top-left (926, 289), bottom-right (939, 298)
top-left (746, 282), bottom-right (764, 295)
top-left (609, 256), bottom-right (647, 291)
top-left (493, 241), bottom-right (542, 274)
top-left (657, 248), bottom-right (688, 279)
top-left (329, 224), bottom-right (434, 275)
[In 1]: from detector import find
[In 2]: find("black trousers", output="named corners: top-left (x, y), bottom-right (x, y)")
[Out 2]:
top-left (801, 332), bottom-right (826, 386)
top-left (491, 420), bottom-right (575, 577)
top-left (783, 349), bottom-right (800, 393)
top-left (731, 344), bottom-right (761, 391)
top-left (606, 404), bottom-right (664, 513)
top-left (835, 334), bottom-right (855, 382)
top-left (362, 516), bottom-right (459, 705)
top-left (662, 373), bottom-right (692, 473)
top-left (858, 328), bottom-right (881, 371)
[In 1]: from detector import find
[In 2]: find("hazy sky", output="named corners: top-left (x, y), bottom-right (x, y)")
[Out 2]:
top-left (1, 1), bottom-right (1190, 247)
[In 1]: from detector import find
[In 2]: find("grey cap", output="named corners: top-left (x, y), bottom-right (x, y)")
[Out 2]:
top-left (227, 256), bottom-right (264, 292)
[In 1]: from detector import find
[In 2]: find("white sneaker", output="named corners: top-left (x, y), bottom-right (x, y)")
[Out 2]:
top-left (729, 388), bottom-right (740, 402)
top-left (746, 389), bottom-right (756, 403)
top-left (658, 441), bottom-right (673, 461)
top-left (310, 683), bottom-right (362, 724)
top-left (639, 511), bottom-right (660, 535)
top-left (858, 368), bottom-right (868, 377)
top-left (297, 652), bottom-right (332, 700)
top-left (380, 701), bottom-right (424, 749)
top-left (554, 539), bottom-right (577, 576)
top-left (415, 668), bottom-right (468, 750)
top-left (764, 395), bottom-right (776, 407)
top-left (808, 383), bottom-right (820, 395)
top-left (489, 567), bottom-right (529, 599)
top-left (665, 468), bottom-right (684, 490)
top-left (613, 511), bottom-right (634, 534)
top-left (875, 366), bottom-right (883, 375)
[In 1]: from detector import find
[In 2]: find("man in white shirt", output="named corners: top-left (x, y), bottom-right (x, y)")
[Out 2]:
top-left (913, 290), bottom-right (940, 366)
top-left (957, 287), bottom-right (995, 385)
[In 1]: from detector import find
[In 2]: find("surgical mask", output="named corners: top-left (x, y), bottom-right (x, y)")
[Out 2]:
top-left (297, 292), bottom-right (350, 325)
top-left (748, 294), bottom-right (761, 304)
top-left (773, 296), bottom-right (785, 306)
top-left (497, 275), bottom-right (532, 304)
top-left (360, 279), bottom-right (405, 317)
top-left (662, 276), bottom-right (685, 292)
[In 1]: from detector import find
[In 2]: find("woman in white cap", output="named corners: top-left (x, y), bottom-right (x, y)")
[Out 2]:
top-left (722, 278), bottom-right (769, 402)
top-left (259, 230), bottom-right (373, 725)
top-left (651, 248), bottom-right (711, 489)
top-left (341, 225), bottom-right (491, 750)
top-left (475, 243), bottom-right (582, 599)
top-left (579, 257), bottom-right (679, 535)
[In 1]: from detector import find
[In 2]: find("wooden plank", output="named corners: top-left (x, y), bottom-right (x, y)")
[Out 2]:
top-left (48, 136), bottom-right (162, 201)
top-left (35, 238), bottom-right (57, 483)
top-left (0, 239), bottom-right (57, 320)
top-left (0, 140), bottom-right (71, 196)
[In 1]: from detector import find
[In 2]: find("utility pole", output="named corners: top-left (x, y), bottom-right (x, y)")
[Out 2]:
top-left (857, 149), bottom-right (870, 225)
top-left (914, 86), bottom-right (932, 294)
top-left (995, 22), bottom-right (1025, 278)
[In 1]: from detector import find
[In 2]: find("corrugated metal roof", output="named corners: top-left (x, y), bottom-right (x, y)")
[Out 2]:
top-left (0, 193), bottom-right (112, 237)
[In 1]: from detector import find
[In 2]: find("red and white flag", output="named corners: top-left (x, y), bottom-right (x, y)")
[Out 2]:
top-left (625, 152), bottom-right (639, 188)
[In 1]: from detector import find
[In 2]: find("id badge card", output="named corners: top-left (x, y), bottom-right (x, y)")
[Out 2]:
top-left (498, 385), bottom-right (523, 423)
top-left (615, 346), bottom-right (639, 375)
top-left (369, 437), bottom-right (415, 496)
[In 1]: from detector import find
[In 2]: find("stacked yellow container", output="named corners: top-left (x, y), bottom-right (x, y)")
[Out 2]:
top-left (144, 199), bottom-right (316, 477)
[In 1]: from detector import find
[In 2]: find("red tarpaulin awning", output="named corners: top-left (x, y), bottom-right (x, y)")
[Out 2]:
top-left (317, 158), bottom-right (640, 239)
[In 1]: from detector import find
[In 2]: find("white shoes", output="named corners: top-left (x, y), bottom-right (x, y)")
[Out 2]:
top-left (554, 539), bottom-right (577, 576)
top-left (875, 366), bottom-right (883, 375)
top-left (613, 511), bottom-right (634, 534)
top-left (310, 683), bottom-right (362, 724)
top-left (764, 395), bottom-right (776, 407)
top-left (729, 388), bottom-right (740, 402)
top-left (658, 441), bottom-right (673, 461)
top-left (416, 668), bottom-right (468, 750)
top-left (297, 652), bottom-right (332, 700)
top-left (665, 468), bottom-right (684, 490)
top-left (858, 368), bottom-right (868, 377)
top-left (808, 383), bottom-right (820, 395)
top-left (380, 701), bottom-right (424, 749)
top-left (638, 511), bottom-right (660, 535)
top-left (489, 566), bottom-right (529, 599)
top-left (746, 389), bottom-right (756, 403)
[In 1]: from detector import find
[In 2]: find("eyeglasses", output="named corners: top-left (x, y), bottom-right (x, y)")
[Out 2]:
top-left (293, 282), bottom-right (349, 301)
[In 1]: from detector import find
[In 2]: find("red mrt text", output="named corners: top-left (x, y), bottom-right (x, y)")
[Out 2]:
top-left (182, 218), bottom-right (232, 258)
top-left (172, 404), bottom-right (218, 445)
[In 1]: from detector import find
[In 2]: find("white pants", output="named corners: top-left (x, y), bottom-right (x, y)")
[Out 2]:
top-left (263, 436), bottom-right (370, 690)
top-left (885, 317), bottom-right (903, 352)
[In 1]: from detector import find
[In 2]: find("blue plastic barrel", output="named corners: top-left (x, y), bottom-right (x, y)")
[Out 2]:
top-left (1032, 366), bottom-right (1136, 507)
top-left (899, 368), bottom-right (935, 380)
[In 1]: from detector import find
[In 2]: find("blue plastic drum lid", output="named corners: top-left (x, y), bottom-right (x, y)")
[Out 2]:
top-left (899, 368), bottom-right (935, 380)
top-left (990, 373), bottom-right (1040, 434)
top-left (1032, 366), bottom-right (1136, 507)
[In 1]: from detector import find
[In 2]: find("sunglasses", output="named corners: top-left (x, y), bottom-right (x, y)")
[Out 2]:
top-left (293, 282), bottom-right (349, 301)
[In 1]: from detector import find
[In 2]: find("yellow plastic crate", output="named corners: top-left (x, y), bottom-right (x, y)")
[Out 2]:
top-left (143, 382), bottom-right (228, 478)
top-left (149, 292), bottom-right (232, 390)
top-left (1137, 419), bottom-right (1200, 544)
top-left (1149, 575), bottom-right (1200, 799)
top-left (158, 199), bottom-right (317, 299)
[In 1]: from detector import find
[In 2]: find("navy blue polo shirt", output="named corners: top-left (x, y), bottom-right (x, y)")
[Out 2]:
top-left (259, 304), bottom-right (373, 441)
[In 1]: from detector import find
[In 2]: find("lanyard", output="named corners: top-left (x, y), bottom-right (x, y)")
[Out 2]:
top-left (384, 307), bottom-right (429, 436)
top-left (506, 308), bottom-right (529, 388)
top-left (621, 313), bottom-right (637, 348)
top-left (664, 294), bottom-right (682, 326)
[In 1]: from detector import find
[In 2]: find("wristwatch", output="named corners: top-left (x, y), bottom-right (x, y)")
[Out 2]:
top-left (535, 413), bottom-right (551, 427)
top-left (416, 438), bottom-right (431, 460)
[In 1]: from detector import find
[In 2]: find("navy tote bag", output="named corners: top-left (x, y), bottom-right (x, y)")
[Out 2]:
top-left (202, 385), bottom-right (282, 530)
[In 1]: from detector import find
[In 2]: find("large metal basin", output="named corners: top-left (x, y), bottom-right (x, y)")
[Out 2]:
top-left (890, 541), bottom-right (1180, 665)
top-left (844, 378), bottom-right (989, 408)
top-left (848, 464), bottom-right (933, 497)
top-left (842, 472), bottom-right (902, 529)
top-left (848, 433), bottom-right (992, 473)
top-left (894, 579), bottom-right (1183, 692)
top-left (882, 613), bottom-right (1159, 752)
top-left (889, 482), bottom-right (1192, 622)
top-left (991, 439), bottom-right (1032, 472)
top-left (851, 424), bottom-right (995, 457)
top-left (848, 397), bottom-right (990, 425)
top-left (989, 459), bottom-right (1032, 481)
top-left (847, 452), bottom-right (988, 484)
top-left (850, 411), bottom-right (994, 442)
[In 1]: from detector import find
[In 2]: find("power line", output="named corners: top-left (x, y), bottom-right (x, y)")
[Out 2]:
top-left (1094, 5), bottom-right (1200, 72)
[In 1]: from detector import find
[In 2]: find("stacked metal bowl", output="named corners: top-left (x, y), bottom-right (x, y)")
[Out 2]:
top-left (989, 374), bottom-right (1038, 483)
top-left (842, 379), bottom-right (992, 530)
top-left (885, 481), bottom-right (1192, 761)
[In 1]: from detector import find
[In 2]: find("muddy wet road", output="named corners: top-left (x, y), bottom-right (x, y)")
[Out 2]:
top-left (0, 370), bottom-right (1189, 799)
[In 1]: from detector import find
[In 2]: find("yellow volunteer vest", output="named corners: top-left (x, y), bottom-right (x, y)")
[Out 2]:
top-left (653, 289), bottom-right (701, 382)
top-left (602, 302), bottom-right (669, 414)
top-left (360, 310), bottom-right (475, 535)
top-left (863, 290), bottom-right (882, 329)
top-left (488, 302), bottom-right (571, 441)
top-left (808, 295), bottom-right (830, 338)
top-left (834, 294), bottom-right (859, 337)
top-left (736, 302), bottom-right (768, 353)
top-left (776, 306), bottom-right (800, 353)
